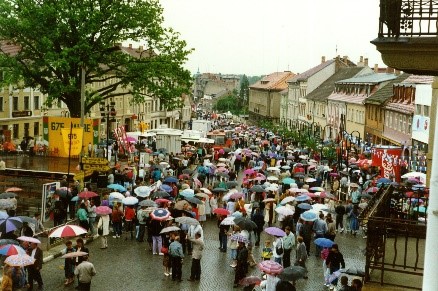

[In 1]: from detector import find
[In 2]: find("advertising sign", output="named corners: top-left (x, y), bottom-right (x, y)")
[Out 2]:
top-left (371, 146), bottom-right (403, 182)
top-left (43, 117), bottom-right (99, 158)
top-left (61, 126), bottom-right (84, 156)
top-left (41, 182), bottom-right (60, 223)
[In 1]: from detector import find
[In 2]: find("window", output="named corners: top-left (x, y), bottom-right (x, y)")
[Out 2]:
top-left (385, 112), bottom-right (389, 127)
top-left (0, 97), bottom-right (3, 111)
top-left (424, 105), bottom-right (430, 117)
top-left (416, 104), bottom-right (422, 115)
top-left (13, 96), bottom-right (18, 110)
top-left (13, 124), bottom-right (18, 139)
top-left (24, 96), bottom-right (29, 110)
top-left (34, 122), bottom-right (39, 136)
top-left (403, 115), bottom-right (407, 133)
top-left (408, 118), bottom-right (412, 134)
top-left (399, 115), bottom-right (403, 131)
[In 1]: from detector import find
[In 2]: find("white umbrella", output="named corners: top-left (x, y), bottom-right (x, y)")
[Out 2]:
top-left (401, 172), bottom-right (426, 183)
top-left (280, 196), bottom-right (295, 204)
top-left (266, 167), bottom-right (280, 171)
top-left (267, 176), bottom-right (279, 181)
top-left (122, 196), bottom-right (139, 205)
top-left (275, 206), bottom-right (294, 216)
top-left (134, 186), bottom-right (152, 198)
top-left (220, 216), bottom-right (235, 226)
top-left (305, 177), bottom-right (317, 183)
top-left (109, 192), bottom-right (124, 200)
top-left (200, 188), bottom-right (212, 194)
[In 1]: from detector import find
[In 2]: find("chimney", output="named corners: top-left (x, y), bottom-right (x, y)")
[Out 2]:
top-left (360, 56), bottom-right (364, 63)
top-left (394, 69), bottom-right (401, 76)
top-left (343, 56), bottom-right (349, 63)
top-left (364, 58), bottom-right (369, 67)
top-left (321, 56), bottom-right (326, 63)
top-left (129, 43), bottom-right (132, 48)
top-left (374, 64), bottom-right (379, 73)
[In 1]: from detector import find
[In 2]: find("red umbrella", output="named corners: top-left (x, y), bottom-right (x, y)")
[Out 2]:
top-left (95, 206), bottom-right (112, 215)
top-left (258, 260), bottom-right (284, 275)
top-left (230, 192), bottom-right (244, 200)
top-left (178, 174), bottom-right (190, 180)
top-left (78, 191), bottom-right (98, 199)
top-left (240, 276), bottom-right (262, 286)
top-left (5, 187), bottom-right (22, 192)
top-left (213, 208), bottom-right (230, 216)
top-left (155, 198), bottom-right (170, 204)
top-left (48, 225), bottom-right (88, 238)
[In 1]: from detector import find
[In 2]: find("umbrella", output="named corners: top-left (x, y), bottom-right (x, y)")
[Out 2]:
top-left (160, 184), bottom-right (172, 192)
top-left (122, 196), bottom-right (139, 205)
top-left (366, 187), bottom-right (379, 193)
top-left (234, 217), bottom-right (257, 230)
top-left (139, 200), bottom-right (156, 207)
top-left (185, 196), bottom-right (202, 205)
top-left (71, 196), bottom-right (79, 202)
top-left (263, 198), bottom-right (276, 203)
top-left (230, 192), bottom-right (244, 200)
top-left (243, 168), bottom-right (255, 175)
top-left (377, 178), bottom-right (392, 184)
top-left (195, 192), bottom-right (209, 199)
top-left (213, 208), bottom-right (230, 216)
top-left (95, 206), bottom-right (112, 215)
top-left (212, 188), bottom-right (227, 193)
top-left (0, 192), bottom-right (17, 199)
top-left (150, 208), bottom-right (171, 221)
top-left (49, 225), bottom-right (88, 238)
top-left (17, 236), bottom-right (41, 244)
top-left (4, 254), bottom-right (35, 267)
top-left (134, 186), bottom-right (152, 198)
top-left (342, 266), bottom-right (365, 277)
top-left (200, 188), bottom-right (212, 194)
top-left (281, 177), bottom-right (295, 185)
top-left (240, 276), bottom-right (262, 287)
top-left (78, 190), bottom-right (98, 199)
top-left (109, 192), bottom-right (125, 200)
top-left (174, 200), bottom-right (190, 210)
top-left (0, 217), bottom-right (23, 233)
top-left (311, 203), bottom-right (329, 213)
top-left (281, 166), bottom-right (291, 170)
top-left (275, 206), bottom-right (294, 216)
top-left (267, 176), bottom-right (279, 181)
top-left (164, 176), bottom-right (178, 183)
top-left (309, 187), bottom-right (325, 192)
top-left (150, 191), bottom-right (171, 199)
top-left (5, 187), bottom-right (22, 192)
top-left (250, 185), bottom-right (264, 193)
top-left (258, 260), bottom-right (284, 275)
top-left (264, 227), bottom-right (286, 237)
top-left (349, 183), bottom-right (359, 188)
top-left (300, 210), bottom-right (318, 222)
top-left (413, 206), bottom-right (427, 213)
top-left (226, 181), bottom-right (239, 188)
top-left (16, 216), bottom-right (37, 225)
top-left (230, 234), bottom-right (248, 243)
top-left (266, 167), bottom-right (280, 172)
top-left (182, 169), bottom-right (193, 175)
top-left (178, 174), bottom-right (190, 180)
top-left (107, 184), bottom-right (126, 192)
top-left (216, 172), bottom-right (229, 178)
top-left (278, 265), bottom-right (307, 281)
top-left (175, 216), bottom-right (199, 225)
top-left (61, 251), bottom-right (89, 259)
top-left (305, 177), bottom-right (317, 183)
top-left (0, 212), bottom-right (8, 219)
top-left (216, 162), bottom-right (227, 167)
top-left (180, 190), bottom-right (195, 198)
top-left (359, 193), bottom-right (373, 199)
top-left (0, 244), bottom-right (26, 256)
top-left (160, 226), bottom-right (181, 234)
top-left (220, 216), bottom-right (235, 226)
top-left (280, 196), bottom-right (296, 205)
top-left (55, 187), bottom-right (71, 198)
top-left (314, 238), bottom-right (334, 248)
top-left (295, 195), bottom-right (311, 202)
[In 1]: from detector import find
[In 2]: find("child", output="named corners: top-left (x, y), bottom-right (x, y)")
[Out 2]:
top-left (261, 240), bottom-right (273, 261)
top-left (64, 240), bottom-right (76, 285)
top-left (229, 227), bottom-right (239, 267)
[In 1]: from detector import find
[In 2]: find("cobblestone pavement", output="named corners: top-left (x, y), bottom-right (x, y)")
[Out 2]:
top-left (38, 218), bottom-right (366, 291)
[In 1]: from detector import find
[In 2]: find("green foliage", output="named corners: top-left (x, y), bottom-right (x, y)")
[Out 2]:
top-left (213, 94), bottom-right (246, 115)
top-left (239, 75), bottom-right (249, 104)
top-left (0, 0), bottom-right (192, 117)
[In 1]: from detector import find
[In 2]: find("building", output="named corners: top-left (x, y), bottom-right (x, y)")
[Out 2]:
top-left (248, 71), bottom-right (295, 124)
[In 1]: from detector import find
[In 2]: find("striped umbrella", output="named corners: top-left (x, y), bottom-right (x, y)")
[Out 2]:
top-left (258, 260), bottom-right (284, 275)
top-left (48, 225), bottom-right (88, 238)
top-left (0, 244), bottom-right (26, 256)
top-left (0, 217), bottom-right (23, 233)
top-left (150, 208), bottom-right (171, 221)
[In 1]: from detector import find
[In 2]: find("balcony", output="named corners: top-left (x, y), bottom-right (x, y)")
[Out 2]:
top-left (371, 0), bottom-right (438, 75)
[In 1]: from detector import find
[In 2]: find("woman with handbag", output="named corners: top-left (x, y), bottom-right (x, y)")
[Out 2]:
top-left (97, 214), bottom-right (110, 249)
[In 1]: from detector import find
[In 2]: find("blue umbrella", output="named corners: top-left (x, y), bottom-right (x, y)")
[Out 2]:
top-left (107, 184), bottom-right (126, 192)
top-left (314, 238), bottom-right (334, 248)
top-left (164, 176), bottom-right (178, 183)
top-left (282, 177), bottom-right (295, 185)
top-left (71, 196), bottom-right (79, 202)
top-left (295, 195), bottom-right (311, 202)
top-left (0, 212), bottom-right (9, 220)
top-left (180, 190), bottom-right (195, 198)
top-left (300, 211), bottom-right (317, 222)
top-left (297, 203), bottom-right (312, 210)
top-left (160, 184), bottom-right (172, 193)
top-left (0, 217), bottom-right (23, 233)
top-left (377, 178), bottom-right (392, 184)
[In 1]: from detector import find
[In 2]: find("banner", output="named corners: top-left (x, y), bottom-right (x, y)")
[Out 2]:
top-left (61, 126), bottom-right (84, 156)
top-left (371, 146), bottom-right (403, 182)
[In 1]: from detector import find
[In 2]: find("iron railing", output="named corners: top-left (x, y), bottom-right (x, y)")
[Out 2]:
top-left (378, 0), bottom-right (438, 37)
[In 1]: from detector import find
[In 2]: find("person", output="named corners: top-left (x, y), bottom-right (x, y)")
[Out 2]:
top-left (275, 280), bottom-right (296, 291)
top-left (335, 201), bottom-right (346, 233)
top-left (233, 241), bottom-right (248, 288)
top-left (272, 236), bottom-right (284, 265)
top-left (136, 205), bottom-right (149, 242)
top-left (64, 240), bottom-right (76, 285)
top-left (350, 184), bottom-right (361, 206)
top-left (87, 200), bottom-right (97, 236)
top-left (351, 278), bottom-right (363, 291)
top-left (2, 264), bottom-right (13, 291)
top-left (261, 240), bottom-right (273, 261)
top-left (11, 265), bottom-right (26, 290)
top-left (87, 142), bottom-right (93, 157)
top-left (264, 201), bottom-right (276, 227)
top-left (282, 226), bottom-right (295, 268)
top-left (325, 244), bottom-right (345, 286)
top-left (325, 214), bottom-right (336, 241)
top-left (27, 242), bottom-right (44, 290)
top-left (123, 205), bottom-right (136, 240)
top-left (295, 236), bottom-right (308, 279)
top-left (187, 232), bottom-right (204, 281)
top-left (169, 235), bottom-right (184, 282)
top-left (76, 203), bottom-right (89, 233)
top-left (299, 221), bottom-right (312, 256)
top-left (53, 200), bottom-right (67, 227)
top-left (260, 273), bottom-right (280, 291)
top-left (74, 238), bottom-right (90, 267)
top-left (348, 205), bottom-right (360, 236)
top-left (150, 219), bottom-right (164, 255)
top-left (251, 206), bottom-right (265, 246)
top-left (74, 255), bottom-right (96, 291)
top-left (97, 213), bottom-right (110, 249)
top-left (338, 275), bottom-right (354, 291)
top-left (313, 212), bottom-right (328, 256)
top-left (111, 202), bottom-right (123, 238)
top-left (20, 222), bottom-right (34, 237)
top-left (187, 223), bottom-right (203, 255)
top-left (0, 159), bottom-right (6, 171)
top-left (32, 212), bottom-right (45, 234)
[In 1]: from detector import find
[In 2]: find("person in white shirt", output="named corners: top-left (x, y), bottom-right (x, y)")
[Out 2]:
top-left (272, 236), bottom-right (284, 265)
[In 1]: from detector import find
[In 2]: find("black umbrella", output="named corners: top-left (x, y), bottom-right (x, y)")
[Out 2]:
top-left (216, 172), bottom-right (229, 178)
top-left (226, 181), bottom-right (239, 188)
top-left (212, 188), bottom-right (227, 193)
top-left (184, 197), bottom-right (202, 205)
top-left (359, 193), bottom-right (373, 199)
top-left (293, 173), bottom-right (305, 178)
top-left (234, 217), bottom-right (257, 230)
top-left (0, 192), bottom-right (17, 199)
top-left (0, 239), bottom-right (19, 246)
top-left (150, 191), bottom-right (171, 199)
top-left (182, 169), bottom-right (193, 175)
top-left (250, 185), bottom-right (264, 193)
top-left (278, 266), bottom-right (307, 281)
top-left (342, 266), bottom-right (365, 277)
top-left (138, 200), bottom-right (157, 207)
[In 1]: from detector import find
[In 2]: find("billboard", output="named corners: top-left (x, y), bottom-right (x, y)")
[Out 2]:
top-left (371, 146), bottom-right (403, 182)
top-left (41, 182), bottom-right (60, 223)
top-left (43, 117), bottom-right (99, 158)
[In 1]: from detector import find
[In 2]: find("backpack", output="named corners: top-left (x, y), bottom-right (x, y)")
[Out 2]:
top-left (275, 239), bottom-right (284, 255)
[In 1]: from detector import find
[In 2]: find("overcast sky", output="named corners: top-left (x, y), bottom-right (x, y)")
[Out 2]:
top-left (158, 0), bottom-right (384, 76)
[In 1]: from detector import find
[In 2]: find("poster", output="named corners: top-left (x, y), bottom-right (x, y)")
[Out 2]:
top-left (371, 146), bottom-right (403, 182)
top-left (41, 182), bottom-right (60, 222)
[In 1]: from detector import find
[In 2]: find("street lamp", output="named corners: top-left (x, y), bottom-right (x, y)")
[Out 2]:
top-left (100, 101), bottom-right (116, 160)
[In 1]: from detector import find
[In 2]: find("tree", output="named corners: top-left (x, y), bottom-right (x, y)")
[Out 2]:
top-left (239, 74), bottom-right (249, 105)
top-left (0, 0), bottom-right (192, 117)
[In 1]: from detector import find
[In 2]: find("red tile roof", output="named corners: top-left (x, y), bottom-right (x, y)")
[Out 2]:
top-left (250, 71), bottom-right (295, 91)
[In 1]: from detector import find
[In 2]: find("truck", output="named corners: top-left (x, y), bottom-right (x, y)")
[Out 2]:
top-left (191, 119), bottom-right (212, 137)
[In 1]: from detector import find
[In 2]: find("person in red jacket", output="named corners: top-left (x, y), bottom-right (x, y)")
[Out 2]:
top-left (124, 205), bottom-right (136, 240)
